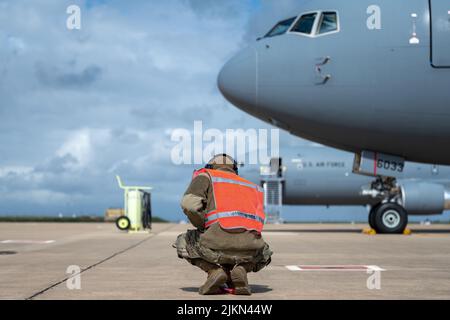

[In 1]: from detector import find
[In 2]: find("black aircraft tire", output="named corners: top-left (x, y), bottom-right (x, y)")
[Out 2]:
top-left (116, 216), bottom-right (131, 231)
top-left (373, 203), bottom-right (408, 234)
top-left (368, 205), bottom-right (379, 230)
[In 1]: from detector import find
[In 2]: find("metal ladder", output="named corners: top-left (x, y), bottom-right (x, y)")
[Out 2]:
top-left (261, 158), bottom-right (284, 224)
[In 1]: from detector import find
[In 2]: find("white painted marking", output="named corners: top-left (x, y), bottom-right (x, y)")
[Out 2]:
top-left (264, 265), bottom-right (287, 271)
top-left (157, 232), bottom-right (182, 237)
top-left (286, 265), bottom-right (302, 271)
top-left (1, 240), bottom-right (55, 244)
top-left (367, 265), bottom-right (386, 272)
top-left (263, 232), bottom-right (299, 236)
top-left (285, 265), bottom-right (385, 272)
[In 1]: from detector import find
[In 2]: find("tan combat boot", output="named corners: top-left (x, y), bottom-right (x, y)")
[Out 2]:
top-left (199, 267), bottom-right (228, 295)
top-left (230, 265), bottom-right (252, 295)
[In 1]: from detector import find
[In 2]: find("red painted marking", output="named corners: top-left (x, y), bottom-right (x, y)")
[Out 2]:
top-left (299, 265), bottom-right (369, 270)
top-left (287, 265), bottom-right (385, 272)
top-left (1, 240), bottom-right (55, 244)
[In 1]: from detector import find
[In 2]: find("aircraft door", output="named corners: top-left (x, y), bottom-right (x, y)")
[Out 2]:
top-left (430, 0), bottom-right (450, 67)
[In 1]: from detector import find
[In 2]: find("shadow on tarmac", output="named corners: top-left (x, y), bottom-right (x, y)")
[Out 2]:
top-left (264, 229), bottom-right (362, 234)
top-left (180, 284), bottom-right (272, 294)
top-left (263, 228), bottom-right (450, 234)
top-left (411, 229), bottom-right (450, 234)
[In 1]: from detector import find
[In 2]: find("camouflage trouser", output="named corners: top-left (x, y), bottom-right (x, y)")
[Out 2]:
top-left (174, 229), bottom-right (272, 273)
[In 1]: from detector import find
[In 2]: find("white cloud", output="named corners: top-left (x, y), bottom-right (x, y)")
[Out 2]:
top-left (7, 36), bottom-right (26, 55)
top-left (56, 129), bottom-right (92, 169)
top-left (0, 0), bottom-right (310, 219)
top-left (0, 166), bottom-right (33, 178)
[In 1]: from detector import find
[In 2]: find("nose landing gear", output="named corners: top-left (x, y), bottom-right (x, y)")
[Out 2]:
top-left (369, 203), bottom-right (408, 234)
top-left (354, 151), bottom-right (410, 234)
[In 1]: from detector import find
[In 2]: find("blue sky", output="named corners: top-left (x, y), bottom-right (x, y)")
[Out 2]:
top-left (0, 0), bottom-right (448, 223)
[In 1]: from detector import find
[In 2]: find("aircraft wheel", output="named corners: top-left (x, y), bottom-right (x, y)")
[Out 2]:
top-left (373, 203), bottom-right (408, 234)
top-left (368, 205), bottom-right (379, 230)
top-left (116, 216), bottom-right (131, 231)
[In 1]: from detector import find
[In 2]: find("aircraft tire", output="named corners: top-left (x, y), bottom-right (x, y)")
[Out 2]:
top-left (373, 203), bottom-right (408, 234)
top-left (116, 216), bottom-right (131, 231)
top-left (368, 205), bottom-right (379, 230)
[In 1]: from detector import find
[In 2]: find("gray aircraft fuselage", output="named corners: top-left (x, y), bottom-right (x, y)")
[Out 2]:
top-left (218, 0), bottom-right (450, 165)
top-left (242, 146), bottom-right (450, 213)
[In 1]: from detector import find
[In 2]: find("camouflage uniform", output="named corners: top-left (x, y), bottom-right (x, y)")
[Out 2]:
top-left (174, 167), bottom-right (272, 273)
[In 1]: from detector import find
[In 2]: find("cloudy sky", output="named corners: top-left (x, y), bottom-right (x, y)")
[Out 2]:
top-left (1, 0), bottom-right (444, 222)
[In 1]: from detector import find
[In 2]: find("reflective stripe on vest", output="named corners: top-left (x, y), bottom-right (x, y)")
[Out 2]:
top-left (202, 169), bottom-right (265, 233)
top-left (205, 211), bottom-right (265, 225)
top-left (210, 177), bottom-right (264, 193)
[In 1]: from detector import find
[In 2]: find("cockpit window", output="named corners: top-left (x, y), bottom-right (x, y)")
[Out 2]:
top-left (318, 12), bottom-right (338, 34)
top-left (264, 17), bottom-right (297, 38)
top-left (290, 13), bottom-right (318, 34)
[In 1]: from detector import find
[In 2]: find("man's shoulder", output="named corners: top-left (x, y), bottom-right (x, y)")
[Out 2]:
top-left (192, 173), bottom-right (211, 185)
top-left (185, 174), bottom-right (211, 196)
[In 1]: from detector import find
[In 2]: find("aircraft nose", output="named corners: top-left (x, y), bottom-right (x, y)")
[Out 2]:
top-left (218, 47), bottom-right (257, 113)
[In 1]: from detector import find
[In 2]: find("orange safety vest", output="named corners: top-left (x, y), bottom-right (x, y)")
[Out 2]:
top-left (193, 168), bottom-right (266, 234)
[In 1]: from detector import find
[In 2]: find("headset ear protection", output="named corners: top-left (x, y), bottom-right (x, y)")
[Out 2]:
top-left (205, 153), bottom-right (239, 174)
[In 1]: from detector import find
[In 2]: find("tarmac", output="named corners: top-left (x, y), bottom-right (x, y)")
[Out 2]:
top-left (1, 222), bottom-right (450, 300)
